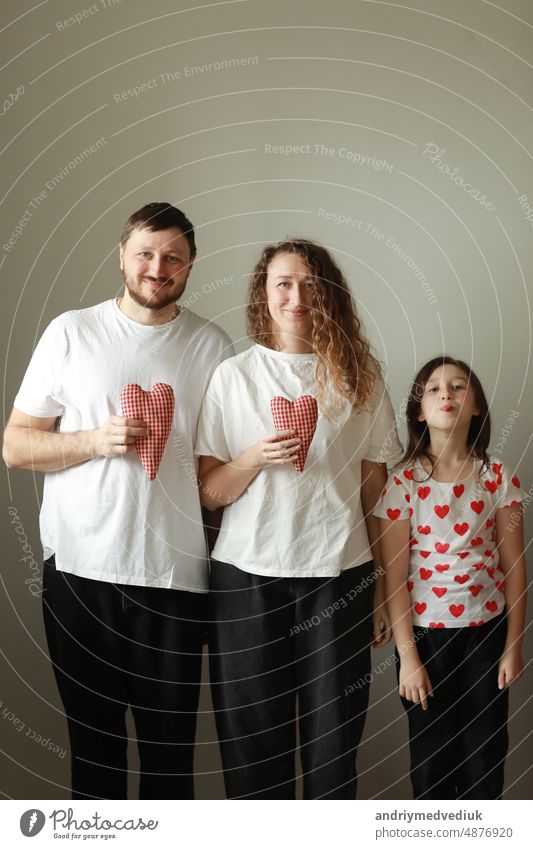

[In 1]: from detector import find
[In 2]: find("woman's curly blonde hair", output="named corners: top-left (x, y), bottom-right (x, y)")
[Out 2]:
top-left (246, 239), bottom-right (381, 412)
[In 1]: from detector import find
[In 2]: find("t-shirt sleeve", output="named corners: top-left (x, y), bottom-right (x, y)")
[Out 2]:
top-left (364, 378), bottom-right (403, 464)
top-left (209, 329), bottom-right (235, 375)
top-left (195, 367), bottom-right (232, 462)
top-left (13, 318), bottom-right (67, 418)
top-left (373, 470), bottom-right (411, 520)
top-left (496, 462), bottom-right (526, 509)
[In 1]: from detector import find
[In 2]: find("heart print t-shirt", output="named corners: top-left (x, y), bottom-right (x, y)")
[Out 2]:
top-left (373, 458), bottom-right (525, 628)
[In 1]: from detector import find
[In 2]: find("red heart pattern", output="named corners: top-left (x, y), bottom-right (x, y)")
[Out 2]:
top-left (120, 383), bottom-right (174, 481)
top-left (377, 461), bottom-right (520, 627)
top-left (271, 395), bottom-right (318, 473)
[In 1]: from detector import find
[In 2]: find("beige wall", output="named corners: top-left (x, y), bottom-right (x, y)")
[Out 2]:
top-left (1, 0), bottom-right (531, 798)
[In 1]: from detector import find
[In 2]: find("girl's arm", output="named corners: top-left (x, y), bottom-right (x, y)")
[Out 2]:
top-left (495, 505), bottom-right (527, 688)
top-left (380, 516), bottom-right (434, 710)
top-left (361, 460), bottom-right (391, 647)
top-left (198, 430), bottom-right (300, 511)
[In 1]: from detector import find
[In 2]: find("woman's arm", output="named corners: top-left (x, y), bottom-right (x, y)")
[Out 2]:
top-left (198, 430), bottom-right (301, 511)
top-left (381, 516), bottom-right (433, 710)
top-left (361, 460), bottom-right (391, 646)
top-left (495, 505), bottom-right (527, 688)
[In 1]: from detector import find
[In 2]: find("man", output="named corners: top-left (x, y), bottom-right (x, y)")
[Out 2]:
top-left (3, 202), bottom-right (232, 799)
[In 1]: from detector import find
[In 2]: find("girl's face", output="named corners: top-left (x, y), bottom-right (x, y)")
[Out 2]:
top-left (418, 364), bottom-right (479, 433)
top-left (265, 252), bottom-right (315, 342)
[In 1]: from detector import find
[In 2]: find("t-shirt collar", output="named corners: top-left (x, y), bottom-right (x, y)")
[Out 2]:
top-left (255, 343), bottom-right (316, 362)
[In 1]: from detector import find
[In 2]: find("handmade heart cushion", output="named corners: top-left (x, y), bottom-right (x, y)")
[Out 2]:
top-left (120, 383), bottom-right (174, 480)
top-left (270, 395), bottom-right (318, 472)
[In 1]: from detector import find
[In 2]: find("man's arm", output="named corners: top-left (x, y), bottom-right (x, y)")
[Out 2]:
top-left (3, 408), bottom-right (147, 472)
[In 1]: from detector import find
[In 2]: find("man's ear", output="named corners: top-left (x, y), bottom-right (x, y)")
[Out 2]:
top-left (119, 245), bottom-right (124, 272)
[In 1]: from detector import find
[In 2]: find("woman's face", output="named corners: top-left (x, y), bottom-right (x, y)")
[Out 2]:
top-left (265, 252), bottom-right (315, 342)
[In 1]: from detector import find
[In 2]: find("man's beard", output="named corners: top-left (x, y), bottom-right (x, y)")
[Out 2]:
top-left (121, 269), bottom-right (188, 311)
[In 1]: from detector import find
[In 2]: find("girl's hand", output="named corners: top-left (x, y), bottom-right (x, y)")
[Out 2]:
top-left (244, 430), bottom-right (301, 469)
top-left (498, 646), bottom-right (524, 689)
top-left (372, 599), bottom-right (392, 647)
top-left (399, 657), bottom-right (434, 710)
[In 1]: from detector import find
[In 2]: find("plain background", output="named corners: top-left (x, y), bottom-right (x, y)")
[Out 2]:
top-left (1, 0), bottom-right (531, 799)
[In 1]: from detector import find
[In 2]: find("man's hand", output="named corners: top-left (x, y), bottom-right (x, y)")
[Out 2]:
top-left (89, 416), bottom-right (148, 458)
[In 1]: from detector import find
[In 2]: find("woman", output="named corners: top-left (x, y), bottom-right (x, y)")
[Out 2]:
top-left (196, 239), bottom-right (402, 799)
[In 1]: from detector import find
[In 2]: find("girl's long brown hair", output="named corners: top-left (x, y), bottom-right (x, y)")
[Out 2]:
top-left (401, 355), bottom-right (491, 478)
top-left (246, 239), bottom-right (380, 411)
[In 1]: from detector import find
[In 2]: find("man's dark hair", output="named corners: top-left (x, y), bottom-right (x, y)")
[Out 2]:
top-left (120, 202), bottom-right (196, 258)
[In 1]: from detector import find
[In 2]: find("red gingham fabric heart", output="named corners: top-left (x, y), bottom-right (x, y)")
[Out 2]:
top-left (120, 383), bottom-right (174, 480)
top-left (270, 395), bottom-right (318, 473)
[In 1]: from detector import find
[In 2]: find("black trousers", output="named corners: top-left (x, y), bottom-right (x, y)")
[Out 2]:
top-left (208, 559), bottom-right (375, 799)
top-left (42, 558), bottom-right (206, 800)
top-left (397, 613), bottom-right (509, 800)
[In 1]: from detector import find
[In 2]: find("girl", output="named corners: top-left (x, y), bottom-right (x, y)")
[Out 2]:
top-left (195, 239), bottom-right (403, 799)
top-left (375, 356), bottom-right (526, 799)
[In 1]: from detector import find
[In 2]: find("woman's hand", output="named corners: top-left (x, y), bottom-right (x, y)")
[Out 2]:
top-left (399, 656), bottom-right (434, 710)
top-left (242, 429), bottom-right (301, 469)
top-left (199, 431), bottom-right (302, 511)
top-left (498, 645), bottom-right (524, 689)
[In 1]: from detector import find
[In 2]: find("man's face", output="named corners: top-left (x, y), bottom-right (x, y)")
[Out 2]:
top-left (119, 226), bottom-right (193, 311)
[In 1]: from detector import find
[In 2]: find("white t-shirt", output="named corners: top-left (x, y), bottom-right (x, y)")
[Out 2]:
top-left (14, 299), bottom-right (232, 592)
top-left (195, 344), bottom-right (403, 577)
top-left (373, 458), bottom-right (525, 628)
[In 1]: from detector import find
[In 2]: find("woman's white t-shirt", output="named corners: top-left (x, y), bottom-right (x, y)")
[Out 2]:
top-left (195, 344), bottom-right (403, 577)
top-left (373, 458), bottom-right (525, 628)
